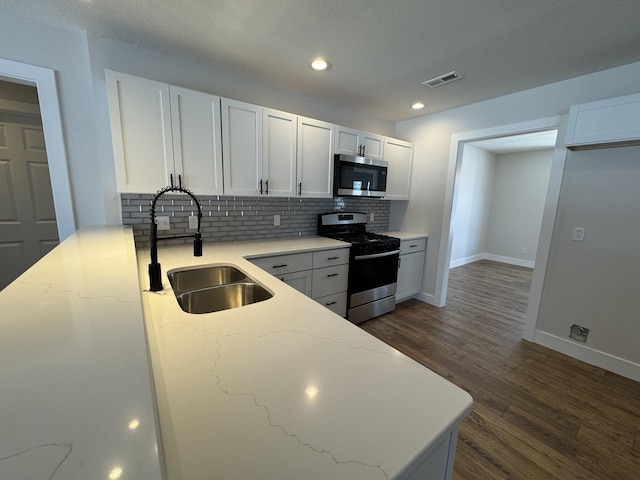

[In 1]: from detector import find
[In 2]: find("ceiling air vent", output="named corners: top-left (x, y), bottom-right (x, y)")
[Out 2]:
top-left (422, 71), bottom-right (463, 88)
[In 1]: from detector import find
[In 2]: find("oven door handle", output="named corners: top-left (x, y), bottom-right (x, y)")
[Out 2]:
top-left (353, 249), bottom-right (400, 261)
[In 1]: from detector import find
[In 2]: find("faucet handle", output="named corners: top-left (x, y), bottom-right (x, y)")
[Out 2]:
top-left (194, 234), bottom-right (203, 257)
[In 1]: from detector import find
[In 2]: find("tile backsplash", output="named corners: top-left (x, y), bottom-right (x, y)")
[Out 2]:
top-left (122, 194), bottom-right (390, 249)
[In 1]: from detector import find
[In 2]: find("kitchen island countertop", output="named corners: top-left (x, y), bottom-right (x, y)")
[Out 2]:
top-left (139, 234), bottom-right (471, 479)
top-left (0, 226), bottom-right (470, 480)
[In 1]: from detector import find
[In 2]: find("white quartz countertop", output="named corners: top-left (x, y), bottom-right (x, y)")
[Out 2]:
top-left (0, 227), bottom-right (163, 480)
top-left (138, 235), bottom-right (471, 480)
top-left (383, 231), bottom-right (428, 241)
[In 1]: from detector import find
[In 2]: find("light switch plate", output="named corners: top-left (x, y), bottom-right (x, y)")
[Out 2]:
top-left (156, 216), bottom-right (170, 231)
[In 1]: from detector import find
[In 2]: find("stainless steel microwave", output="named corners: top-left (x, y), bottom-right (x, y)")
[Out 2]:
top-left (333, 154), bottom-right (388, 198)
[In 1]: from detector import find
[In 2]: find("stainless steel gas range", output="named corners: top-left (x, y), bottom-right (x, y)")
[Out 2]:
top-left (318, 212), bottom-right (401, 324)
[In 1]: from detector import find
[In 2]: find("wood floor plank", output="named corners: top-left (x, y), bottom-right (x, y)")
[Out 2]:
top-left (360, 260), bottom-right (640, 479)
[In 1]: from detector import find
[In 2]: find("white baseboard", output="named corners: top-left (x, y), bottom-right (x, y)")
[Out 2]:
top-left (449, 254), bottom-right (484, 268)
top-left (415, 291), bottom-right (443, 307)
top-left (533, 330), bottom-right (640, 382)
top-left (450, 253), bottom-right (534, 269)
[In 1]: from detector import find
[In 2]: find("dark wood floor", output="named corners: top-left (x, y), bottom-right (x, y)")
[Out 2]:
top-left (361, 260), bottom-right (640, 479)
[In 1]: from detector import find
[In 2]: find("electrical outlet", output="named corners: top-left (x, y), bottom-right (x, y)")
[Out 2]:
top-left (274, 214), bottom-right (281, 226)
top-left (369, 212), bottom-right (375, 222)
top-left (521, 247), bottom-right (527, 254)
top-left (572, 227), bottom-right (585, 242)
top-left (188, 216), bottom-right (198, 229)
top-left (156, 216), bottom-right (170, 231)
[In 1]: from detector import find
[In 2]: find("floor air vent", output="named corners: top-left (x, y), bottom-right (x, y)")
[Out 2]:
top-left (422, 71), bottom-right (463, 88)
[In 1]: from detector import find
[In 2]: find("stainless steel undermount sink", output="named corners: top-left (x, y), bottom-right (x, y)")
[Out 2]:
top-left (167, 264), bottom-right (272, 314)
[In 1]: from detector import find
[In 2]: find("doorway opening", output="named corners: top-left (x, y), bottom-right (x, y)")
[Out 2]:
top-left (434, 116), bottom-right (566, 340)
top-left (0, 80), bottom-right (59, 289)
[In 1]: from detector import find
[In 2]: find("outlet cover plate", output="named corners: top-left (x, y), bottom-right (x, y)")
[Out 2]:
top-left (188, 216), bottom-right (198, 229)
top-left (156, 216), bottom-right (170, 231)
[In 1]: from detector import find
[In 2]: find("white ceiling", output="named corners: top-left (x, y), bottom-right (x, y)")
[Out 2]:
top-left (1, 0), bottom-right (639, 122)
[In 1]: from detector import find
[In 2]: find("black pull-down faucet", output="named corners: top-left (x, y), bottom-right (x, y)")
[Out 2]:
top-left (148, 185), bottom-right (203, 292)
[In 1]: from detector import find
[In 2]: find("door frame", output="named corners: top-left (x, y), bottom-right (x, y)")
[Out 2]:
top-left (434, 115), bottom-right (567, 341)
top-left (0, 57), bottom-right (75, 239)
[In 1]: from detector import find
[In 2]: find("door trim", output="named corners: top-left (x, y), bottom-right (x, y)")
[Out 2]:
top-left (0, 57), bottom-right (76, 239)
top-left (435, 116), bottom-right (566, 343)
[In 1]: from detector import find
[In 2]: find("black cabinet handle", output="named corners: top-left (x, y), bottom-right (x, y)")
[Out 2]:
top-left (170, 173), bottom-right (174, 187)
top-left (409, 244), bottom-right (419, 248)
top-left (327, 273), bottom-right (339, 278)
top-left (178, 174), bottom-right (183, 188)
top-left (298, 182), bottom-right (302, 196)
top-left (327, 256), bottom-right (339, 260)
top-left (265, 179), bottom-right (269, 195)
top-left (325, 301), bottom-right (337, 306)
top-left (259, 179), bottom-right (263, 194)
top-left (272, 264), bottom-right (288, 268)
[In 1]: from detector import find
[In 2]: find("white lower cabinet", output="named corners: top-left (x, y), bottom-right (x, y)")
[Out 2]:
top-left (314, 292), bottom-right (348, 317)
top-left (277, 270), bottom-right (312, 296)
top-left (396, 237), bottom-right (427, 303)
top-left (249, 247), bottom-right (350, 317)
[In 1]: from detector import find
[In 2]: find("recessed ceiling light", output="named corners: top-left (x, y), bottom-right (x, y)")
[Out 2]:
top-left (310, 57), bottom-right (331, 71)
top-left (411, 102), bottom-right (425, 110)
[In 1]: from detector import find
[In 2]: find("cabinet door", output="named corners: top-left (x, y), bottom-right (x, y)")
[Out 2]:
top-left (396, 251), bottom-right (425, 302)
top-left (335, 126), bottom-right (384, 160)
top-left (170, 87), bottom-right (224, 195)
top-left (107, 70), bottom-right (173, 193)
top-left (361, 132), bottom-right (385, 160)
top-left (384, 138), bottom-right (414, 200)
top-left (263, 108), bottom-right (297, 197)
top-left (297, 117), bottom-right (335, 197)
top-left (335, 126), bottom-right (361, 156)
top-left (221, 98), bottom-right (262, 196)
top-left (278, 270), bottom-right (312, 296)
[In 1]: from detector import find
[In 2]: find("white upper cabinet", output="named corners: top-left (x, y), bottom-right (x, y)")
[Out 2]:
top-left (384, 137), bottom-right (414, 200)
top-left (223, 101), bottom-right (334, 198)
top-left (107, 71), bottom-right (173, 193)
top-left (297, 116), bottom-right (335, 198)
top-left (335, 126), bottom-right (385, 160)
top-left (169, 87), bottom-right (223, 196)
top-left (107, 70), bottom-right (223, 195)
top-left (565, 92), bottom-right (640, 147)
top-left (263, 108), bottom-right (297, 197)
top-left (221, 98), bottom-right (263, 196)
top-left (222, 100), bottom-right (297, 197)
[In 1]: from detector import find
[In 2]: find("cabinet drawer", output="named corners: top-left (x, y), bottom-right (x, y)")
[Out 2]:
top-left (250, 252), bottom-right (313, 275)
top-left (312, 264), bottom-right (349, 299)
top-left (315, 292), bottom-right (347, 317)
top-left (312, 248), bottom-right (350, 268)
top-left (400, 238), bottom-right (427, 255)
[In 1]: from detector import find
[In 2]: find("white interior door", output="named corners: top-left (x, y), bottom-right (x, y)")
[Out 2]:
top-left (0, 110), bottom-right (59, 289)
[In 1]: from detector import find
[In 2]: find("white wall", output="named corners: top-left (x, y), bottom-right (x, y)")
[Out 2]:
top-left (537, 146), bottom-right (640, 366)
top-left (485, 149), bottom-right (552, 264)
top-left (450, 145), bottom-right (496, 264)
top-left (0, 12), bottom-right (103, 228)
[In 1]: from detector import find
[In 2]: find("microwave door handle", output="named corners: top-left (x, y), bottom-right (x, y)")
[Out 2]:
top-left (353, 249), bottom-right (400, 261)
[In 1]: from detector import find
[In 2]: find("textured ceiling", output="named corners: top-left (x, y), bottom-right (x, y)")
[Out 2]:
top-left (1, 0), bottom-right (639, 122)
